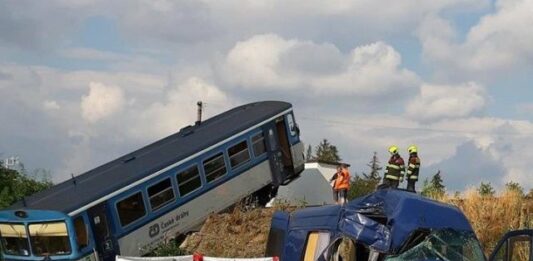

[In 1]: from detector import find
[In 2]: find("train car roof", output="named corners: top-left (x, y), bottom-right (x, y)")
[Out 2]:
top-left (9, 101), bottom-right (292, 214)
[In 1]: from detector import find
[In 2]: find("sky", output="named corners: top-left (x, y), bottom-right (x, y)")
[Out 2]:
top-left (1, 0), bottom-right (532, 193)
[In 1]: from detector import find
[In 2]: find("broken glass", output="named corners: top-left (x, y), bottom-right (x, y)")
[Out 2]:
top-left (385, 229), bottom-right (485, 261)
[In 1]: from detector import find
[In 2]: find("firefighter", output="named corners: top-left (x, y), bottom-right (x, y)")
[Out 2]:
top-left (406, 145), bottom-right (421, 193)
top-left (383, 145), bottom-right (405, 188)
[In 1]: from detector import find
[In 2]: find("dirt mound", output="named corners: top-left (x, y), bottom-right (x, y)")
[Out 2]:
top-left (181, 207), bottom-right (277, 257)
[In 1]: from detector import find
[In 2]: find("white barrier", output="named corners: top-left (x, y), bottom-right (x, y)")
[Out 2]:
top-left (116, 255), bottom-right (278, 261)
top-left (116, 256), bottom-right (193, 261)
top-left (202, 256), bottom-right (278, 261)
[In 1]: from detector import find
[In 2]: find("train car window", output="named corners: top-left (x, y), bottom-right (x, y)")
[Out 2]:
top-left (177, 165), bottom-right (202, 196)
top-left (251, 133), bottom-right (266, 157)
top-left (29, 222), bottom-right (71, 256)
top-left (268, 129), bottom-right (277, 150)
top-left (0, 223), bottom-right (30, 256)
top-left (117, 192), bottom-right (146, 227)
top-left (73, 216), bottom-right (88, 250)
top-left (148, 178), bottom-right (175, 211)
top-left (286, 113), bottom-right (297, 136)
top-left (204, 152), bottom-right (227, 183)
top-left (228, 140), bottom-right (250, 169)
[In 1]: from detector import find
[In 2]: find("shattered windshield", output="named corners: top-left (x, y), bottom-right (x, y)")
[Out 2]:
top-left (385, 229), bottom-right (485, 261)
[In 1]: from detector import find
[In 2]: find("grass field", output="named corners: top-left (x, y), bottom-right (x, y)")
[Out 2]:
top-left (439, 190), bottom-right (532, 256)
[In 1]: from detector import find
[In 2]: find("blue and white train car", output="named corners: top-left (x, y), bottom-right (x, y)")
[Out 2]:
top-left (0, 101), bottom-right (305, 261)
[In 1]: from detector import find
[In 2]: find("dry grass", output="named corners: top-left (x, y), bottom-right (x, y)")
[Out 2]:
top-left (181, 207), bottom-right (274, 257)
top-left (436, 189), bottom-right (532, 256)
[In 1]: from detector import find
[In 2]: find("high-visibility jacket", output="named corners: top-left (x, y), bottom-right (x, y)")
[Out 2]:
top-left (385, 154), bottom-right (405, 181)
top-left (335, 169), bottom-right (350, 190)
top-left (407, 153), bottom-right (421, 181)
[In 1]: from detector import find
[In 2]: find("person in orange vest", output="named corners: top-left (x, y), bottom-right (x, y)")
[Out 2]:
top-left (334, 164), bottom-right (350, 205)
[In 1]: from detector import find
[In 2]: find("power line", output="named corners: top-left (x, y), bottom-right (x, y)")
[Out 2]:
top-left (299, 116), bottom-right (531, 136)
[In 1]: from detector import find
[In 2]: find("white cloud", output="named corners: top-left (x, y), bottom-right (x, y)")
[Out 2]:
top-left (418, 0), bottom-right (533, 77)
top-left (131, 77), bottom-right (232, 139)
top-left (201, 0), bottom-right (489, 45)
top-left (406, 82), bottom-right (487, 121)
top-left (221, 34), bottom-right (419, 97)
top-left (111, 0), bottom-right (219, 45)
top-left (81, 82), bottom-right (126, 123)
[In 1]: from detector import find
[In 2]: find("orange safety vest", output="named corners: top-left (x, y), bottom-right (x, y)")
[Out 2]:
top-left (335, 169), bottom-right (350, 190)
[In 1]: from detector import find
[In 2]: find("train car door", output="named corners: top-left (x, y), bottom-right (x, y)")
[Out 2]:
top-left (264, 117), bottom-right (295, 186)
top-left (87, 203), bottom-right (117, 261)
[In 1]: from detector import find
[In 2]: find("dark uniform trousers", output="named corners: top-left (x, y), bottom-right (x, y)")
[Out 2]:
top-left (406, 153), bottom-right (421, 192)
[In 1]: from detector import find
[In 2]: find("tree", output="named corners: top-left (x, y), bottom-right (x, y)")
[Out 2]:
top-left (0, 166), bottom-right (52, 208)
top-left (478, 182), bottom-right (495, 197)
top-left (504, 181), bottom-right (524, 196)
top-left (364, 152), bottom-right (382, 181)
top-left (348, 152), bottom-right (382, 199)
top-left (315, 139), bottom-right (341, 163)
top-left (430, 170), bottom-right (445, 193)
top-left (421, 170), bottom-right (445, 198)
top-left (305, 145), bottom-right (314, 162)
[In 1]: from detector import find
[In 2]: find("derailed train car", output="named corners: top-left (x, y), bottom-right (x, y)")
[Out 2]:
top-left (0, 101), bottom-right (305, 261)
top-left (266, 189), bottom-right (533, 261)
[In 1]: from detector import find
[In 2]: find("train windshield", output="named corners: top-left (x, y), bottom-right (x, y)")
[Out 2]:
top-left (28, 221), bottom-right (71, 256)
top-left (0, 223), bottom-right (30, 256)
top-left (0, 221), bottom-right (71, 257)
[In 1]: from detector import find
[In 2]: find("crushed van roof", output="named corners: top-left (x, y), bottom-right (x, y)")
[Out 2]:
top-left (346, 189), bottom-right (473, 252)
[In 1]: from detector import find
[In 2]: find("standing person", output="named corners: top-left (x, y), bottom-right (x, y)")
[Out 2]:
top-left (335, 164), bottom-right (350, 205)
top-left (406, 145), bottom-right (421, 193)
top-left (330, 166), bottom-right (341, 204)
top-left (383, 145), bottom-right (405, 188)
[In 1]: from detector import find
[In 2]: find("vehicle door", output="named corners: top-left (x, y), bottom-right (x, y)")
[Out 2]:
top-left (263, 122), bottom-right (286, 186)
top-left (489, 229), bottom-right (532, 261)
top-left (87, 203), bottom-right (117, 261)
top-left (265, 211), bottom-right (290, 260)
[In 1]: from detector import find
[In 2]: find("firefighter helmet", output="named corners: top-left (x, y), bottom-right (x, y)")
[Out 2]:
top-left (408, 145), bottom-right (418, 154)
top-left (388, 145), bottom-right (399, 154)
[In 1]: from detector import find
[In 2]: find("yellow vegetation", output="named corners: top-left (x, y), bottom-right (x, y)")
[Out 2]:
top-left (436, 189), bottom-right (532, 256)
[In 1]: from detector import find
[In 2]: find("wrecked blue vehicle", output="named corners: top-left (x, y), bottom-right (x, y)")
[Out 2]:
top-left (265, 189), bottom-right (532, 261)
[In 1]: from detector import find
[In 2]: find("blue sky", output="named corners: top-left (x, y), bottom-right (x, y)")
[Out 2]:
top-left (1, 0), bottom-right (532, 193)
